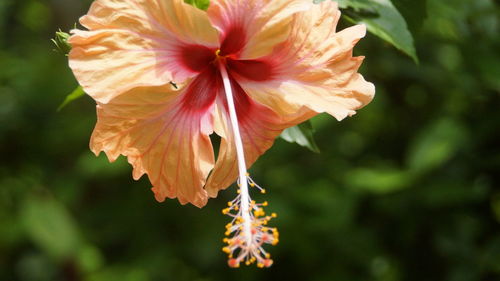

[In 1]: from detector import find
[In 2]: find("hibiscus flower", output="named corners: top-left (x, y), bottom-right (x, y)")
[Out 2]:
top-left (68, 0), bottom-right (374, 267)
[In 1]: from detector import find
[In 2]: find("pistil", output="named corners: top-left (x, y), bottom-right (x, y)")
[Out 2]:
top-left (219, 61), bottom-right (253, 247)
top-left (218, 61), bottom-right (278, 268)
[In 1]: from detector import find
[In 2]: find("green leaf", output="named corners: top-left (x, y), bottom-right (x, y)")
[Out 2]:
top-left (406, 118), bottom-right (467, 174)
top-left (20, 196), bottom-right (82, 260)
top-left (280, 121), bottom-right (320, 153)
top-left (345, 167), bottom-right (412, 193)
top-left (318, 0), bottom-right (418, 63)
top-left (57, 86), bottom-right (85, 111)
top-left (184, 0), bottom-right (210, 10)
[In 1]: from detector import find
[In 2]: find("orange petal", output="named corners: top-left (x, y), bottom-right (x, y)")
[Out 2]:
top-left (204, 79), bottom-right (313, 197)
top-left (69, 0), bottom-right (219, 103)
top-left (236, 1), bottom-right (375, 121)
top-left (90, 68), bottom-right (221, 207)
top-left (207, 0), bottom-right (312, 59)
top-left (243, 71), bottom-right (374, 121)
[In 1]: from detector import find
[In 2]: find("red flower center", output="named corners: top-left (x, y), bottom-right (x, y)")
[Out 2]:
top-left (179, 33), bottom-right (275, 120)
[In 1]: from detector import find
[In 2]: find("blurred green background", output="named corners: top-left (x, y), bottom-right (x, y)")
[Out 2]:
top-left (1, 0), bottom-right (499, 280)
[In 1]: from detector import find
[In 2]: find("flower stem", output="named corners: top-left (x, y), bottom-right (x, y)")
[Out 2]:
top-left (219, 63), bottom-right (252, 247)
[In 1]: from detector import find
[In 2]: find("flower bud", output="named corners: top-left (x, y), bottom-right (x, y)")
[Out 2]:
top-left (51, 29), bottom-right (71, 55)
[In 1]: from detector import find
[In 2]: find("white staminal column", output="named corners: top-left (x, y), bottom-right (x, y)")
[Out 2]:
top-left (219, 63), bottom-right (253, 247)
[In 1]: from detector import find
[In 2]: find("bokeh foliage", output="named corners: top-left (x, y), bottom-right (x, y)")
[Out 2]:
top-left (1, 0), bottom-right (499, 281)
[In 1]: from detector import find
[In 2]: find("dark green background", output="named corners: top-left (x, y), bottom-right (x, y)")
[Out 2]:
top-left (1, 0), bottom-right (499, 280)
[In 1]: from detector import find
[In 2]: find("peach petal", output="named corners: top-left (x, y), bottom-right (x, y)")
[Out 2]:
top-left (90, 82), bottom-right (217, 207)
top-left (239, 1), bottom-right (375, 121)
top-left (69, 0), bottom-right (219, 103)
top-left (208, 0), bottom-right (313, 59)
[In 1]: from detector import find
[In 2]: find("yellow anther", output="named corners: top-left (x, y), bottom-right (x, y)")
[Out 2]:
top-left (253, 208), bottom-right (265, 217)
top-left (262, 227), bottom-right (269, 232)
top-left (222, 247), bottom-right (231, 253)
top-left (261, 189), bottom-right (266, 194)
top-left (265, 253), bottom-right (271, 258)
top-left (257, 263), bottom-right (264, 268)
top-left (227, 202), bottom-right (233, 207)
top-left (272, 239), bottom-right (279, 245)
top-left (250, 182), bottom-right (256, 187)
top-left (271, 213), bottom-right (277, 218)
top-left (246, 172), bottom-right (250, 176)
top-left (223, 238), bottom-right (229, 243)
top-left (215, 49), bottom-right (221, 56)
top-left (245, 261), bottom-right (251, 266)
top-left (262, 201), bottom-right (268, 206)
